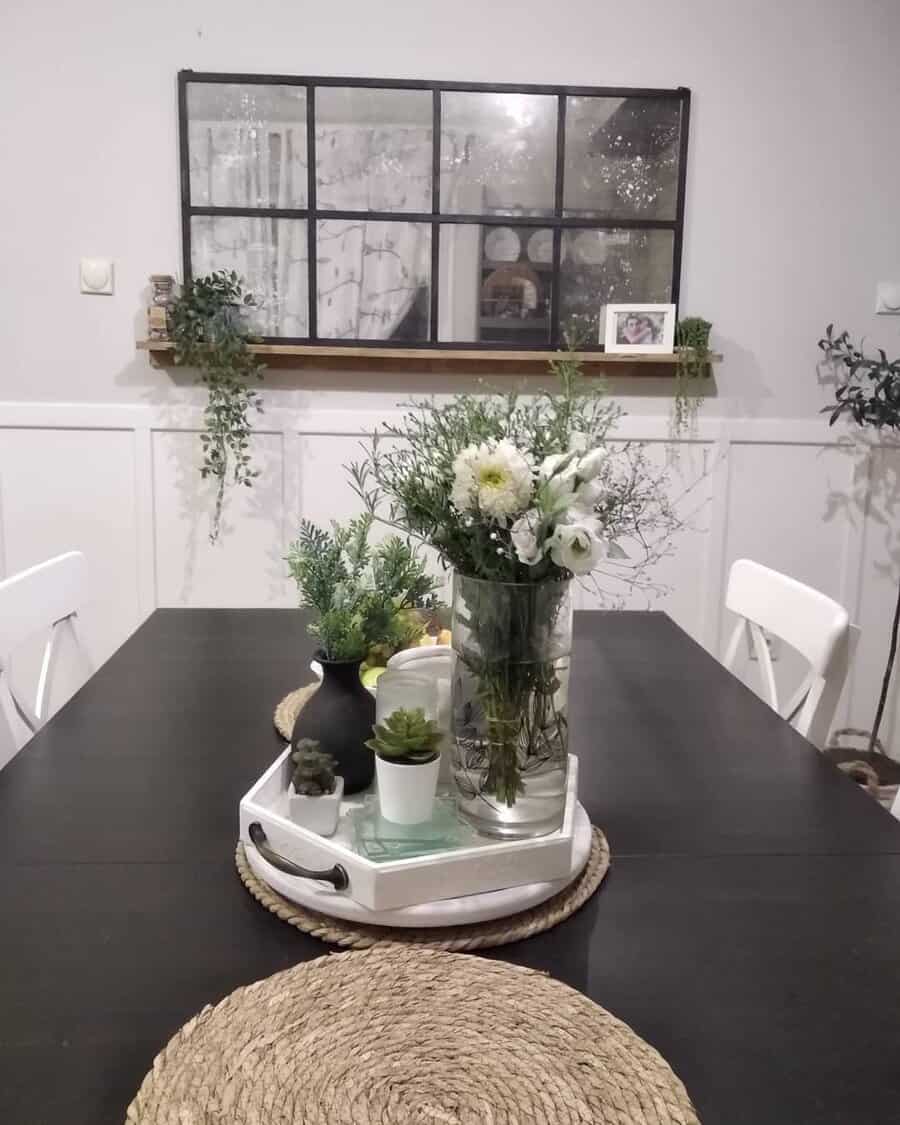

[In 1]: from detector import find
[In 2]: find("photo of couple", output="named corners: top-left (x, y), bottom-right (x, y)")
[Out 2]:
top-left (615, 310), bottom-right (666, 346)
top-left (603, 303), bottom-right (675, 353)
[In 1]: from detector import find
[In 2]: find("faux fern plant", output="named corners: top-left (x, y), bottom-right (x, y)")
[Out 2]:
top-left (285, 515), bottom-right (441, 662)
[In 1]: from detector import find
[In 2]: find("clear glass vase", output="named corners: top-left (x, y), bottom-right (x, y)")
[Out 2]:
top-left (450, 573), bottom-right (573, 839)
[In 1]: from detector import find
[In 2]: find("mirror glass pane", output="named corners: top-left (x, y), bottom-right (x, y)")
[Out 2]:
top-left (440, 92), bottom-right (558, 216)
top-left (316, 220), bottom-right (431, 341)
top-left (439, 224), bottom-right (552, 344)
top-left (564, 96), bottom-right (682, 220)
top-left (558, 228), bottom-right (674, 343)
top-left (190, 216), bottom-right (309, 337)
top-left (187, 83), bottom-right (308, 208)
top-left (315, 87), bottom-right (433, 213)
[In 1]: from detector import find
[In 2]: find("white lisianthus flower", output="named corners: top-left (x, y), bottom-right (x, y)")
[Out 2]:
top-left (451, 440), bottom-right (532, 524)
top-left (547, 521), bottom-right (606, 575)
top-left (544, 467), bottom-right (578, 512)
top-left (538, 451), bottom-right (580, 514)
top-left (577, 447), bottom-right (608, 480)
top-left (573, 478), bottom-right (604, 512)
top-left (568, 431), bottom-right (589, 454)
top-left (537, 451), bottom-right (571, 483)
top-left (510, 509), bottom-right (545, 566)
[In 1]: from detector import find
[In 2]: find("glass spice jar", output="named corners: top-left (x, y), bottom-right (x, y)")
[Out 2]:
top-left (148, 274), bottom-right (175, 339)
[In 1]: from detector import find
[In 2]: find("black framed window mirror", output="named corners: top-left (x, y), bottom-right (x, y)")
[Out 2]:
top-left (180, 72), bottom-right (690, 352)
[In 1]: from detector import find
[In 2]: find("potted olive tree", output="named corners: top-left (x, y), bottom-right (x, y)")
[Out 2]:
top-left (818, 325), bottom-right (900, 795)
top-left (367, 708), bottom-right (443, 824)
top-left (288, 739), bottom-right (343, 836)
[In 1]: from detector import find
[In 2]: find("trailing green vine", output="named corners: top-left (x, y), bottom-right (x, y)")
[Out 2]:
top-left (170, 270), bottom-right (264, 543)
top-left (672, 316), bottom-right (713, 436)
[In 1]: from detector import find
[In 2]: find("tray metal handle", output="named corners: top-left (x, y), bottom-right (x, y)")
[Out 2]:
top-left (248, 822), bottom-right (349, 891)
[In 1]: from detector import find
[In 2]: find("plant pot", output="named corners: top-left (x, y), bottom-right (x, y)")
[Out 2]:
top-left (291, 658), bottom-right (375, 794)
top-left (375, 755), bottom-right (440, 824)
top-left (823, 742), bottom-right (900, 810)
top-left (288, 776), bottom-right (344, 837)
top-left (451, 572), bottom-right (573, 840)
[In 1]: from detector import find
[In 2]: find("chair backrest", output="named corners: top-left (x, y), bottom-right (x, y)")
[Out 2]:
top-left (0, 552), bottom-right (91, 751)
top-left (723, 558), bottom-right (855, 749)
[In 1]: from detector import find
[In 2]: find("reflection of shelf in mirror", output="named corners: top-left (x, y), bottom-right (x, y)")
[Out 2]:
top-left (482, 259), bottom-right (554, 273)
top-left (137, 340), bottom-right (719, 375)
top-left (479, 317), bottom-right (550, 332)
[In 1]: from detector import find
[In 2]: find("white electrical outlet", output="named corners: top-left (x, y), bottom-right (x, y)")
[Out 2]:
top-left (876, 282), bottom-right (900, 315)
top-left (80, 258), bottom-right (114, 295)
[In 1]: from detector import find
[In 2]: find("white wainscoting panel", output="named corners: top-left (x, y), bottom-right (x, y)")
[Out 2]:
top-left (153, 429), bottom-right (292, 608)
top-left (0, 423), bottom-right (142, 720)
top-left (1, 402), bottom-right (898, 759)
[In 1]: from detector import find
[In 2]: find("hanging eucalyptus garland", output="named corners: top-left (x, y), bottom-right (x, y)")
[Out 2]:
top-left (170, 271), bottom-right (265, 544)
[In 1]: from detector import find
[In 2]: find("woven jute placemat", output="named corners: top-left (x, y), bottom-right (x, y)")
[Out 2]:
top-left (236, 825), bottom-right (609, 952)
top-left (126, 943), bottom-right (700, 1124)
top-left (274, 681), bottom-right (320, 741)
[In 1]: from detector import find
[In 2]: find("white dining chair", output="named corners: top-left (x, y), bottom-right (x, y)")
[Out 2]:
top-left (723, 558), bottom-right (857, 750)
top-left (0, 551), bottom-right (92, 755)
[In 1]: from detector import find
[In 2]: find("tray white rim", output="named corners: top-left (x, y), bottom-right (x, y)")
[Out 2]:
top-left (243, 803), bottom-right (593, 928)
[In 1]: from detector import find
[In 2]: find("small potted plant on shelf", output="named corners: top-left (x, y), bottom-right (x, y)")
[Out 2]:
top-left (285, 515), bottom-right (441, 794)
top-left (288, 738), bottom-right (343, 836)
top-left (366, 707), bottom-right (443, 824)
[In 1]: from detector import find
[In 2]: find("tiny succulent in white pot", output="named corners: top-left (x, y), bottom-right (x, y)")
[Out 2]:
top-left (288, 738), bottom-right (343, 837)
top-left (367, 708), bottom-right (442, 824)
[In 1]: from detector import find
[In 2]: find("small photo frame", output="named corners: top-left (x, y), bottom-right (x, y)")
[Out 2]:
top-left (603, 303), bottom-right (676, 354)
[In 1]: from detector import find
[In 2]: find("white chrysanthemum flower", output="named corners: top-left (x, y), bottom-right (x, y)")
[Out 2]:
top-left (510, 509), bottom-right (545, 566)
top-left (547, 521), bottom-right (606, 574)
top-left (451, 440), bottom-right (533, 524)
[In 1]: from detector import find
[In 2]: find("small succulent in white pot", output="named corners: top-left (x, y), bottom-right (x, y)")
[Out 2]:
top-left (366, 708), bottom-right (442, 825)
top-left (288, 738), bottom-right (343, 837)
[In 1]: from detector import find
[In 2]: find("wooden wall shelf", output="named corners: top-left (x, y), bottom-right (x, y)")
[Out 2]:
top-left (137, 340), bottom-right (719, 376)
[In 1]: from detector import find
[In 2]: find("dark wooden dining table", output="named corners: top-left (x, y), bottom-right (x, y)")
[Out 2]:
top-left (1, 608), bottom-right (900, 1124)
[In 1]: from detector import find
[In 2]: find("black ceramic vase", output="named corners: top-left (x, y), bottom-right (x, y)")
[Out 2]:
top-left (291, 658), bottom-right (375, 794)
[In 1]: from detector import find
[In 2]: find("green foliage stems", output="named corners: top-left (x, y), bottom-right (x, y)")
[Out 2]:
top-left (285, 515), bottom-right (441, 662)
top-left (365, 707), bottom-right (442, 765)
top-left (818, 324), bottom-right (900, 430)
top-left (454, 576), bottom-right (568, 806)
top-left (170, 270), bottom-right (265, 544)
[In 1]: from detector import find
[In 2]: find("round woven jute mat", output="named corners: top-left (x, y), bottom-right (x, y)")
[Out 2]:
top-left (125, 943), bottom-right (700, 1125)
top-left (274, 681), bottom-right (320, 741)
top-left (236, 826), bottom-right (609, 952)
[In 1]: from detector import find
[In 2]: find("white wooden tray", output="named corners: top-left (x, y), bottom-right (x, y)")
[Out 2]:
top-left (243, 805), bottom-right (593, 927)
top-left (239, 750), bottom-right (581, 912)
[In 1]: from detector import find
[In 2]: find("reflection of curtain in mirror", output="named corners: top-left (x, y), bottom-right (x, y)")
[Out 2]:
top-left (190, 122), bottom-right (440, 339)
top-left (314, 127), bottom-right (431, 339)
top-left (189, 123), bottom-right (309, 336)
